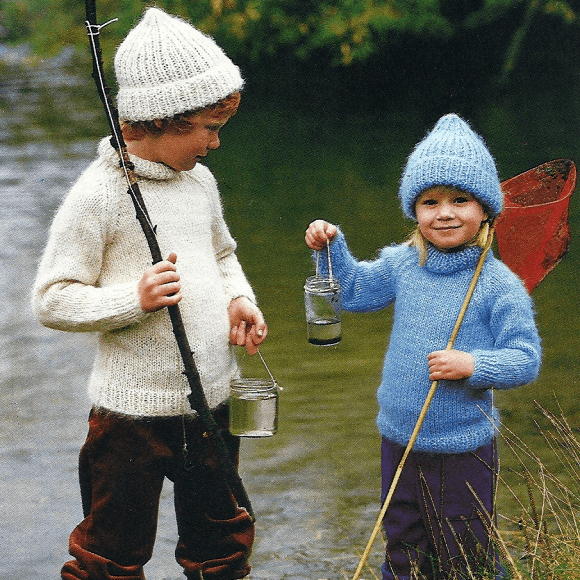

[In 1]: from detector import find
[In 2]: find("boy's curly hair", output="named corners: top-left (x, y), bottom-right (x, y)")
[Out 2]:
top-left (122, 92), bottom-right (241, 138)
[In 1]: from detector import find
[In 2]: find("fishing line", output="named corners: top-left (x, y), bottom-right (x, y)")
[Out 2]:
top-left (85, 18), bottom-right (157, 237)
top-left (83, 1), bottom-right (255, 518)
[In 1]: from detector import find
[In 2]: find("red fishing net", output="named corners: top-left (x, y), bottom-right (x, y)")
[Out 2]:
top-left (495, 159), bottom-right (576, 293)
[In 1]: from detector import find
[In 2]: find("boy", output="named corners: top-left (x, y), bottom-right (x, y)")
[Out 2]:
top-left (32, 8), bottom-right (266, 580)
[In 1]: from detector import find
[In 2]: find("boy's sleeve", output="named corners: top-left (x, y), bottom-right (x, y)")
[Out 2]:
top-left (203, 169), bottom-right (256, 305)
top-left (468, 271), bottom-right (541, 389)
top-left (32, 176), bottom-right (147, 333)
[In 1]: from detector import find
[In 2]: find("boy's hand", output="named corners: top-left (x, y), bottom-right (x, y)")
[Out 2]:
top-left (138, 252), bottom-right (182, 312)
top-left (427, 349), bottom-right (474, 381)
top-left (229, 296), bottom-right (268, 355)
top-left (305, 220), bottom-right (338, 250)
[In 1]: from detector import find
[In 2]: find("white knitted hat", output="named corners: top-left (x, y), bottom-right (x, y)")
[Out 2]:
top-left (114, 7), bottom-right (244, 121)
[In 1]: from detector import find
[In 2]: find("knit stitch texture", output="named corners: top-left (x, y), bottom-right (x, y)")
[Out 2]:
top-left (399, 114), bottom-right (503, 219)
top-left (33, 138), bottom-right (255, 416)
top-left (318, 231), bottom-right (541, 453)
top-left (115, 7), bottom-right (244, 121)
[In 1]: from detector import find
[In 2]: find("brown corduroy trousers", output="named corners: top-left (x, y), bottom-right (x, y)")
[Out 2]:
top-left (61, 405), bottom-right (254, 580)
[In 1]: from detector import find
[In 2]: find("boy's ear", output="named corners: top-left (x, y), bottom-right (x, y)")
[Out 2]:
top-left (121, 124), bottom-right (146, 142)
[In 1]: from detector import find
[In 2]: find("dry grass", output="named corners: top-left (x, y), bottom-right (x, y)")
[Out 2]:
top-left (342, 402), bottom-right (580, 580)
top-left (494, 402), bottom-right (580, 579)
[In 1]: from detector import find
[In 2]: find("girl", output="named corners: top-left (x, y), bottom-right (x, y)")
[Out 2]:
top-left (305, 114), bottom-right (541, 579)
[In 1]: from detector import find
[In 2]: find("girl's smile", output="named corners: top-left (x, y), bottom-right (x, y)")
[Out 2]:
top-left (415, 186), bottom-right (488, 250)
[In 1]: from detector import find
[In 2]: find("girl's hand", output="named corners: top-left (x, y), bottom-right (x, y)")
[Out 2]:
top-left (138, 252), bottom-right (182, 312)
top-left (229, 296), bottom-right (268, 355)
top-left (305, 220), bottom-right (338, 250)
top-left (427, 349), bottom-right (474, 381)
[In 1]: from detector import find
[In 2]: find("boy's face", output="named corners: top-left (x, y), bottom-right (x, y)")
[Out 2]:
top-left (140, 109), bottom-right (232, 172)
top-left (415, 186), bottom-right (488, 251)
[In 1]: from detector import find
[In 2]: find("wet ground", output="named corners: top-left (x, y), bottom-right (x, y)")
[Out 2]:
top-left (2, 57), bottom-right (580, 579)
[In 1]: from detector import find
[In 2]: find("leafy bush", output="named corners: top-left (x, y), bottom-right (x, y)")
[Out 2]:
top-left (1, 0), bottom-right (576, 70)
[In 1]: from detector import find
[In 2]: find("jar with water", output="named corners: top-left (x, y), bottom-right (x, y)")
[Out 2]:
top-left (304, 242), bottom-right (342, 346)
top-left (229, 352), bottom-right (280, 437)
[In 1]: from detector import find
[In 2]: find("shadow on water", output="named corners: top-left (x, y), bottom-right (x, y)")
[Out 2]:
top-left (1, 51), bottom-right (579, 579)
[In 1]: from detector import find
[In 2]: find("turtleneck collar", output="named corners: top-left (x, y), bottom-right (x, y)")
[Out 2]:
top-left (423, 244), bottom-right (484, 275)
top-left (98, 137), bottom-right (180, 182)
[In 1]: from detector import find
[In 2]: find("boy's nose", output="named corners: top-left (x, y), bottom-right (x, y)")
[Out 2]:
top-left (209, 135), bottom-right (220, 150)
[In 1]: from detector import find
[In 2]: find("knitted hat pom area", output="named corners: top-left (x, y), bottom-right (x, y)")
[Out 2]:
top-left (398, 114), bottom-right (503, 221)
top-left (114, 7), bottom-right (244, 123)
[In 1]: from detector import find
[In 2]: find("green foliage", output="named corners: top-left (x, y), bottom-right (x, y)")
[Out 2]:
top-left (0, 0), bottom-right (577, 73)
top-left (0, 0), bottom-right (147, 58)
top-left (495, 405), bottom-right (580, 580)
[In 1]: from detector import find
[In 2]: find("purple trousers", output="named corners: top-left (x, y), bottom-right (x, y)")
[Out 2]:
top-left (61, 405), bottom-right (254, 580)
top-left (381, 437), bottom-right (500, 580)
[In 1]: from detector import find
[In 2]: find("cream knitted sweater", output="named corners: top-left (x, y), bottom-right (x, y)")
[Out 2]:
top-left (33, 138), bottom-right (256, 416)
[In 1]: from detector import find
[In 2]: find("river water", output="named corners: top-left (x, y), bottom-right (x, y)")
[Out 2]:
top-left (1, 55), bottom-right (579, 580)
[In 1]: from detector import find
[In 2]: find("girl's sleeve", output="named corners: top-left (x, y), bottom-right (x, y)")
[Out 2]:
top-left (468, 272), bottom-right (542, 389)
top-left (31, 174), bottom-right (146, 333)
top-left (203, 169), bottom-right (256, 305)
top-left (316, 229), bottom-right (398, 312)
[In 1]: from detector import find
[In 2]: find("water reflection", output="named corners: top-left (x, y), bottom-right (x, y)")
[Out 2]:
top-left (1, 59), bottom-right (579, 580)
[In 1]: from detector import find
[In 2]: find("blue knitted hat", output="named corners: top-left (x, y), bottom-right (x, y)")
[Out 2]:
top-left (399, 113), bottom-right (503, 219)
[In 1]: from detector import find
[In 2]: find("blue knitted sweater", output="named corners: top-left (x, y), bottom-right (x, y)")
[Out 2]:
top-left (321, 230), bottom-right (541, 453)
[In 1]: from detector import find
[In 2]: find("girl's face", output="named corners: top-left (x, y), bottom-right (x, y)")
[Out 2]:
top-left (415, 186), bottom-right (488, 251)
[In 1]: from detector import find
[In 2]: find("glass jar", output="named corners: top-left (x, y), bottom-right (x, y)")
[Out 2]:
top-left (229, 378), bottom-right (278, 437)
top-left (304, 275), bottom-right (342, 345)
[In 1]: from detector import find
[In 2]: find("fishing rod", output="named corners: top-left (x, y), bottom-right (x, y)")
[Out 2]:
top-left (84, 0), bottom-right (254, 520)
